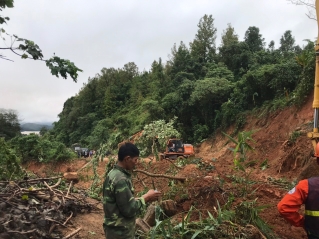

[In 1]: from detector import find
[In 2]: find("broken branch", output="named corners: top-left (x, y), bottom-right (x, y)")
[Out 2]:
top-left (134, 169), bottom-right (186, 182)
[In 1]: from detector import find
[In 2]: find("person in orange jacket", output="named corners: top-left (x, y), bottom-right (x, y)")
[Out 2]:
top-left (277, 143), bottom-right (319, 239)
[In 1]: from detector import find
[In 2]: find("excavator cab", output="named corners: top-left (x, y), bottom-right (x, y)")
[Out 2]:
top-left (161, 138), bottom-right (195, 159)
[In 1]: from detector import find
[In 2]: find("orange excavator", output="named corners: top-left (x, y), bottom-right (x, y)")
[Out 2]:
top-left (160, 138), bottom-right (195, 160)
top-left (307, 0), bottom-right (319, 156)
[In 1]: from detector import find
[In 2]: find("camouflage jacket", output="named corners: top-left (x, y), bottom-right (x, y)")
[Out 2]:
top-left (102, 164), bottom-right (145, 239)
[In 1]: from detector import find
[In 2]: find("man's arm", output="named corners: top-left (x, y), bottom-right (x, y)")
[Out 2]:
top-left (277, 179), bottom-right (308, 227)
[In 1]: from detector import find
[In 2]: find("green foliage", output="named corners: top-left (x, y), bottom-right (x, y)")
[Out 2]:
top-left (0, 109), bottom-right (20, 140)
top-left (259, 159), bottom-right (269, 170)
top-left (220, 23), bottom-right (239, 47)
top-left (0, 0), bottom-right (13, 24)
top-left (146, 203), bottom-right (274, 239)
top-left (0, 138), bottom-right (24, 180)
top-left (137, 117), bottom-right (181, 158)
top-left (88, 144), bottom-right (116, 199)
top-left (292, 40), bottom-right (315, 106)
top-left (223, 130), bottom-right (256, 197)
top-left (45, 56), bottom-right (82, 82)
top-left (205, 62), bottom-right (234, 82)
top-left (279, 30), bottom-right (296, 55)
top-left (10, 134), bottom-right (76, 163)
top-left (168, 41), bottom-right (194, 78)
top-left (39, 126), bottom-right (49, 136)
top-left (235, 199), bottom-right (274, 237)
top-left (267, 177), bottom-right (298, 190)
top-left (241, 60), bottom-right (301, 107)
top-left (190, 14), bottom-right (217, 68)
top-left (244, 26), bottom-right (265, 52)
top-left (0, 0), bottom-right (82, 80)
top-left (193, 124), bottom-right (209, 143)
top-left (289, 130), bottom-right (301, 143)
top-left (47, 14), bottom-right (314, 151)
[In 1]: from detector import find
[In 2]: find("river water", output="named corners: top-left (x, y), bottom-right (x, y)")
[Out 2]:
top-left (21, 131), bottom-right (40, 135)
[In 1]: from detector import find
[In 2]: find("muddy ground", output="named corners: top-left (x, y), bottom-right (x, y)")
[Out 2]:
top-left (25, 94), bottom-right (319, 239)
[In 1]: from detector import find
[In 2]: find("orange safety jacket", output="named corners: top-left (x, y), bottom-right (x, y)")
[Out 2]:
top-left (277, 177), bottom-right (319, 237)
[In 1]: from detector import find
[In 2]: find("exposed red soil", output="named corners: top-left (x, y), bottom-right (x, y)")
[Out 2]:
top-left (25, 93), bottom-right (319, 239)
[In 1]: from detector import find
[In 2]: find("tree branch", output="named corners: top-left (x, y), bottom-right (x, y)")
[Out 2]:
top-left (134, 169), bottom-right (186, 182)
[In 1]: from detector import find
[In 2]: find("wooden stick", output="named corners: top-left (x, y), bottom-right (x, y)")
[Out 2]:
top-left (7, 229), bottom-right (36, 234)
top-left (44, 181), bottom-right (54, 193)
top-left (51, 178), bottom-right (62, 188)
top-left (45, 217), bottom-right (67, 227)
top-left (133, 169), bottom-right (186, 181)
top-left (62, 227), bottom-right (82, 239)
top-left (63, 211), bottom-right (73, 225)
top-left (49, 224), bottom-right (57, 235)
top-left (0, 176), bottom-right (62, 184)
top-left (66, 181), bottom-right (73, 197)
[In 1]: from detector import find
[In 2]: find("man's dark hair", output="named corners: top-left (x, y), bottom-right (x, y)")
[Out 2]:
top-left (118, 142), bottom-right (140, 161)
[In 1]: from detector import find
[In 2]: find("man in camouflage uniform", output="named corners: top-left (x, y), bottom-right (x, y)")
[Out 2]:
top-left (103, 142), bottom-right (161, 239)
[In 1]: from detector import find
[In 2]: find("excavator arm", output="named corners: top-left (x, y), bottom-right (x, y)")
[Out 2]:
top-left (307, 0), bottom-right (319, 155)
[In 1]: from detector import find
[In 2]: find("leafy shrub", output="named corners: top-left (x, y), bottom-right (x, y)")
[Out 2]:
top-left (10, 134), bottom-right (76, 163)
top-left (0, 138), bottom-right (23, 180)
top-left (136, 117), bottom-right (181, 158)
top-left (193, 124), bottom-right (209, 143)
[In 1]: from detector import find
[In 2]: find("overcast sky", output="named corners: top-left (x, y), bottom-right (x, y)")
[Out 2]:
top-left (0, 0), bottom-right (316, 124)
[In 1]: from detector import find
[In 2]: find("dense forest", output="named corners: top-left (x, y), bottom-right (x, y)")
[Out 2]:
top-left (50, 14), bottom-right (315, 150)
top-left (0, 14), bottom-right (315, 158)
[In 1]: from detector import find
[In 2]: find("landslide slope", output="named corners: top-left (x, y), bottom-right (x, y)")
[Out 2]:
top-left (26, 93), bottom-right (317, 239)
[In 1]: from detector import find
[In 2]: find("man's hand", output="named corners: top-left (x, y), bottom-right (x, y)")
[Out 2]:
top-left (142, 189), bottom-right (162, 203)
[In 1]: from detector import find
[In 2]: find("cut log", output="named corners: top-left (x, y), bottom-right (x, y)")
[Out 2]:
top-left (63, 172), bottom-right (79, 183)
top-left (160, 200), bottom-right (177, 217)
top-left (143, 204), bottom-right (156, 227)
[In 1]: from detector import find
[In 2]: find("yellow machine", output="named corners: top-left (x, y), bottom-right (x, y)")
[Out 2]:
top-left (307, 0), bottom-right (319, 155)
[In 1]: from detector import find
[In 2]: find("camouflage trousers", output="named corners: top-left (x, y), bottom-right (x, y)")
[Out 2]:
top-left (103, 223), bottom-right (135, 239)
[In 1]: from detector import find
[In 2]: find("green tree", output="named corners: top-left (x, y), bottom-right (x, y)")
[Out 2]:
top-left (218, 41), bottom-right (252, 78)
top-left (87, 118), bottom-right (113, 149)
top-left (279, 30), bottom-right (296, 55)
top-left (0, 0), bottom-right (82, 81)
top-left (141, 99), bottom-right (164, 122)
top-left (190, 77), bottom-right (234, 125)
top-left (0, 138), bottom-right (23, 180)
top-left (190, 14), bottom-right (217, 77)
top-left (39, 126), bottom-right (48, 136)
top-left (244, 26), bottom-right (265, 52)
top-left (137, 117), bottom-right (181, 159)
top-left (0, 108), bottom-right (20, 140)
top-left (168, 41), bottom-right (193, 79)
top-left (205, 62), bottom-right (234, 82)
top-left (220, 23), bottom-right (239, 47)
top-left (268, 40), bottom-right (275, 51)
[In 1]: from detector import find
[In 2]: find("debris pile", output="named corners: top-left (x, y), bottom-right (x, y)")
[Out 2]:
top-left (0, 176), bottom-right (99, 239)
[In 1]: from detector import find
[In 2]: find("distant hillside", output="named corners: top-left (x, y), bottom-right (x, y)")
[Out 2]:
top-left (21, 123), bottom-right (53, 131)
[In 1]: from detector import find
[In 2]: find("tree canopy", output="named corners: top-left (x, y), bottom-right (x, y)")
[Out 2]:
top-left (47, 13), bottom-right (313, 147)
